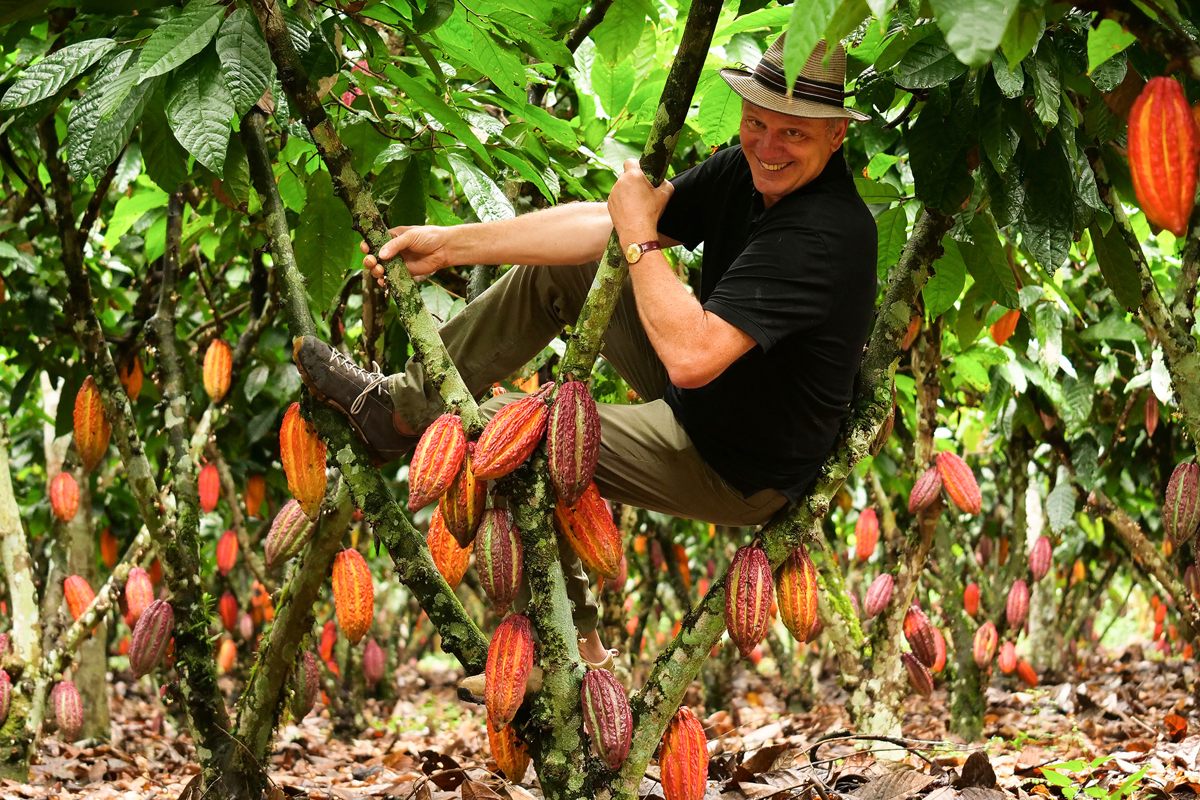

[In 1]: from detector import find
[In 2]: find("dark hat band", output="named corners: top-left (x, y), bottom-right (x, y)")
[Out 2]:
top-left (752, 59), bottom-right (846, 108)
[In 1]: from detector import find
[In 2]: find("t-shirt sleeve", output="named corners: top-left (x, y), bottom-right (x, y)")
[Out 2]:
top-left (702, 227), bottom-right (837, 352)
top-left (656, 150), bottom-right (732, 251)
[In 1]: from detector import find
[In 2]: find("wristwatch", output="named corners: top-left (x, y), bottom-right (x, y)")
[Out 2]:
top-left (624, 240), bottom-right (662, 264)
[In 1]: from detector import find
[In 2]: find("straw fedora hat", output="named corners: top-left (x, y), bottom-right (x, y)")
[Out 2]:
top-left (720, 36), bottom-right (870, 121)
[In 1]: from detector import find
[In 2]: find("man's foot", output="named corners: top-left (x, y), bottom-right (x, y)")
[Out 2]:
top-left (292, 336), bottom-right (419, 464)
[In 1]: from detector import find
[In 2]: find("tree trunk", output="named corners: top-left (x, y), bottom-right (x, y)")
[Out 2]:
top-left (67, 475), bottom-right (109, 741)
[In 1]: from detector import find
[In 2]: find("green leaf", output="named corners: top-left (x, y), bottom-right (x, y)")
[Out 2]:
top-left (696, 74), bottom-right (741, 148)
top-left (923, 238), bottom-right (966, 316)
top-left (138, 0), bottom-right (225, 82)
top-left (166, 48), bottom-right (234, 174)
top-left (244, 364), bottom-right (269, 402)
top-left (1089, 221), bottom-right (1141, 311)
top-left (140, 95), bottom-right (189, 193)
top-left (1029, 43), bottom-right (1061, 127)
top-left (960, 215), bottom-right (1019, 308)
top-left (824, 0), bottom-right (870, 48)
top-left (488, 9), bottom-right (573, 68)
top-left (104, 183), bottom-right (169, 247)
top-left (783, 0), bottom-right (839, 90)
top-left (1081, 314), bottom-right (1144, 343)
top-left (930, 0), bottom-right (1018, 68)
top-left (893, 36), bottom-right (967, 89)
top-left (386, 67), bottom-right (492, 167)
top-left (293, 170), bottom-right (359, 313)
top-left (492, 148), bottom-right (555, 203)
top-left (463, 21), bottom-right (529, 105)
top-left (717, 6), bottom-right (792, 39)
top-left (592, 55), bottom-right (634, 118)
top-left (906, 95), bottom-right (972, 213)
top-left (216, 6), bottom-right (275, 118)
top-left (0, 38), bottom-right (116, 110)
top-left (1087, 18), bottom-right (1136, 73)
top-left (591, 0), bottom-right (650, 65)
top-left (1016, 137), bottom-right (1074, 273)
top-left (991, 51), bottom-right (1025, 98)
top-left (981, 101), bottom-right (1019, 174)
top-left (875, 206), bottom-right (907, 277)
top-left (952, 352), bottom-right (992, 391)
top-left (66, 50), bottom-right (158, 181)
top-left (1046, 472), bottom-right (1076, 534)
top-left (853, 175), bottom-right (901, 205)
top-left (447, 153), bottom-right (514, 223)
top-left (1060, 374), bottom-right (1094, 432)
top-left (1000, 4), bottom-right (1044, 65)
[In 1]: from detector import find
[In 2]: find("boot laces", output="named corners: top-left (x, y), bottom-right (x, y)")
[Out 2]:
top-left (325, 348), bottom-right (388, 415)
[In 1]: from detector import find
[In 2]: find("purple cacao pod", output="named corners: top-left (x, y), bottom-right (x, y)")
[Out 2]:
top-left (1006, 579), bottom-right (1030, 630)
top-left (1028, 535), bottom-right (1052, 582)
top-left (864, 573), bottom-right (894, 619)
top-left (52, 681), bottom-right (83, 741)
top-left (265, 499), bottom-right (317, 570)
top-left (1164, 462), bottom-right (1200, 545)
top-left (547, 381), bottom-right (601, 506)
top-left (581, 668), bottom-right (632, 770)
top-left (129, 599), bottom-right (174, 678)
top-left (901, 652), bottom-right (933, 697)
top-left (363, 638), bottom-right (386, 689)
top-left (290, 651), bottom-right (321, 719)
top-left (908, 466), bottom-right (942, 513)
top-left (903, 605), bottom-right (937, 668)
top-left (725, 545), bottom-right (774, 659)
top-left (0, 669), bottom-right (10, 725)
top-left (476, 508), bottom-right (523, 614)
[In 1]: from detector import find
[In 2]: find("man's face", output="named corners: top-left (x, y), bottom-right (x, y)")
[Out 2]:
top-left (739, 101), bottom-right (848, 207)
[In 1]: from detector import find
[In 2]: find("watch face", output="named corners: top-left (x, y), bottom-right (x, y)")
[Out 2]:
top-left (624, 243), bottom-right (641, 263)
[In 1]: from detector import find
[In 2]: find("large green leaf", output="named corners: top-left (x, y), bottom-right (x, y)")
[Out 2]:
top-left (1015, 137), bottom-right (1073, 274)
top-left (959, 215), bottom-right (1019, 308)
top-left (695, 73), bottom-right (741, 148)
top-left (592, 55), bottom-right (634, 118)
top-left (930, 0), bottom-right (1018, 68)
top-left (1046, 470), bottom-right (1075, 534)
top-left (906, 94), bottom-right (972, 213)
top-left (140, 94), bottom-right (189, 193)
top-left (166, 48), bottom-right (233, 174)
top-left (1087, 18), bottom-right (1136, 74)
top-left (138, 0), bottom-right (224, 82)
top-left (923, 238), bottom-right (967, 317)
top-left (1000, 3), bottom-right (1045, 65)
top-left (487, 9), bottom-right (573, 69)
top-left (492, 148), bottom-right (556, 203)
top-left (385, 67), bottom-right (492, 166)
top-left (591, 0), bottom-right (651, 65)
top-left (294, 170), bottom-right (360, 314)
top-left (66, 50), bottom-right (158, 181)
top-left (893, 35), bottom-right (967, 89)
top-left (104, 182), bottom-right (169, 247)
top-left (216, 6), bottom-right (275, 118)
top-left (1029, 42), bottom-right (1060, 127)
top-left (0, 38), bottom-right (116, 110)
top-left (875, 206), bottom-right (907, 277)
top-left (448, 153), bottom-right (514, 223)
top-left (823, 0), bottom-right (870, 49)
top-left (1089, 221), bottom-right (1141, 311)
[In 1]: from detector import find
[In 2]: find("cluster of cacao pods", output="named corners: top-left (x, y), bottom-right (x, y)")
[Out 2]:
top-left (908, 451), bottom-right (981, 515)
top-left (1127, 76), bottom-right (1198, 237)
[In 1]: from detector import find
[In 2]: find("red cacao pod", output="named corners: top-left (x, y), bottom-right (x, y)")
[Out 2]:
top-left (998, 640), bottom-right (1017, 674)
top-left (265, 499), bottom-right (317, 570)
top-left (936, 451), bottom-right (981, 514)
top-left (476, 508), bottom-right (523, 614)
top-left (332, 549), bottom-right (374, 645)
top-left (963, 582), bottom-right (980, 617)
top-left (1164, 462), bottom-right (1200, 545)
top-left (854, 508), bottom-right (879, 562)
top-left (290, 650), bottom-right (320, 719)
top-left (1145, 393), bottom-right (1159, 437)
top-left (660, 706), bottom-right (708, 800)
top-left (1006, 579), bottom-right (1030, 629)
top-left (989, 309), bottom-right (1020, 347)
top-left (216, 529), bottom-right (239, 576)
top-left (216, 637), bottom-right (237, 674)
top-left (901, 314), bottom-right (920, 350)
top-left (63, 575), bottom-right (94, 621)
top-left (907, 466), bottom-right (942, 514)
top-left (408, 413), bottom-right (466, 511)
top-left (198, 463), bottom-right (220, 514)
top-left (901, 652), bottom-right (933, 697)
top-left (973, 621), bottom-right (998, 668)
top-left (547, 381), bottom-right (601, 506)
top-left (218, 591), bottom-right (238, 633)
top-left (118, 353), bottom-right (143, 401)
top-left (1015, 658), bottom-right (1038, 687)
top-left (202, 338), bottom-right (233, 402)
top-left (776, 545), bottom-right (819, 642)
top-left (1028, 535), bottom-right (1052, 582)
top-left (280, 402), bottom-right (327, 519)
top-left (485, 614), bottom-right (535, 728)
top-left (125, 567), bottom-right (154, 624)
top-left (362, 638), bottom-right (385, 689)
top-left (473, 384), bottom-right (554, 481)
top-left (581, 668), bottom-right (632, 770)
top-left (864, 573), bottom-right (894, 619)
top-left (99, 527), bottom-right (118, 570)
top-left (1155, 600), bottom-right (1167, 624)
top-left (0, 670), bottom-right (10, 725)
top-left (930, 625), bottom-right (947, 674)
top-left (487, 717), bottom-right (530, 781)
top-left (554, 481), bottom-right (622, 578)
top-left (1127, 76), bottom-right (1199, 236)
top-left (427, 506), bottom-right (472, 588)
top-left (52, 681), bottom-right (83, 741)
top-left (49, 472), bottom-right (79, 522)
top-left (439, 442), bottom-right (487, 547)
top-left (129, 599), bottom-right (173, 678)
top-left (73, 375), bottom-right (111, 473)
top-left (245, 474), bottom-right (266, 519)
top-left (725, 545), bottom-right (774, 658)
top-left (903, 605), bottom-right (937, 668)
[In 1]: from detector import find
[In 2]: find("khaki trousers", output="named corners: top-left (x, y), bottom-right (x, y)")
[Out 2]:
top-left (388, 263), bottom-right (788, 630)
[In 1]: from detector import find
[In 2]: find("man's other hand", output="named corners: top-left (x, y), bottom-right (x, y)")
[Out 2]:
top-left (607, 159), bottom-right (674, 246)
top-left (360, 225), bottom-right (453, 288)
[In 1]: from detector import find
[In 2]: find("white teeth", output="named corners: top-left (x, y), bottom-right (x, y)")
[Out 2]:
top-left (758, 160), bottom-right (789, 171)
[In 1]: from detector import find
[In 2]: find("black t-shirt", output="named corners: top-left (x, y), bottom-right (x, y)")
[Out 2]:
top-left (656, 145), bottom-right (877, 502)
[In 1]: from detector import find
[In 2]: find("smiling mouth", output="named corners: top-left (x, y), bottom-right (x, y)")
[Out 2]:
top-left (757, 159), bottom-right (791, 172)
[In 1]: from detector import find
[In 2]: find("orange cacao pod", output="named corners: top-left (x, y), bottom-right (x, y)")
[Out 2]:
top-left (216, 529), bottom-right (239, 576)
top-left (250, 580), bottom-right (274, 625)
top-left (930, 625), bottom-right (946, 674)
top-left (125, 567), bottom-right (155, 624)
top-left (936, 452), bottom-right (981, 514)
top-left (487, 717), bottom-right (530, 781)
top-left (725, 545), bottom-right (774, 658)
top-left (63, 575), bottom-right (94, 621)
top-left (903, 605), bottom-right (937, 668)
top-left (473, 384), bottom-right (554, 481)
top-left (907, 466), bottom-right (942, 514)
top-left (973, 621), bottom-right (998, 668)
top-left (1164, 462), bottom-right (1200, 545)
top-left (52, 681), bottom-right (83, 741)
top-left (864, 573), bottom-right (893, 619)
top-left (280, 402), bottom-right (327, 519)
top-left (408, 413), bottom-right (466, 511)
top-left (332, 549), bottom-right (373, 644)
top-left (1145, 393), bottom-right (1159, 437)
top-left (363, 638), bottom-right (385, 689)
top-left (989, 308), bottom-right (1020, 346)
top-left (118, 353), bottom-right (143, 401)
top-left (1015, 658), bottom-right (1038, 687)
top-left (1155, 600), bottom-right (1167, 624)
top-left (218, 591), bottom-right (238, 633)
top-left (439, 442), bottom-right (487, 547)
top-left (149, 557), bottom-right (163, 585)
top-left (1006, 579), bottom-right (1030, 629)
top-left (1028, 535), bottom-right (1052, 582)
top-left (901, 652), bottom-right (933, 697)
top-left (998, 640), bottom-right (1017, 674)
top-left (73, 375), bottom-right (110, 473)
top-left (963, 582), bottom-right (980, 617)
top-left (202, 338), bottom-right (233, 402)
top-left (245, 474), bottom-right (266, 519)
top-left (581, 668), bottom-right (632, 770)
top-left (660, 706), bottom-right (708, 800)
top-left (216, 637), bottom-right (237, 674)
top-left (198, 463), bottom-right (220, 514)
top-left (776, 544), bottom-right (819, 642)
top-left (555, 481), bottom-right (622, 578)
top-left (854, 508), bottom-right (878, 562)
top-left (547, 380), bottom-right (601, 506)
top-left (129, 599), bottom-right (173, 678)
top-left (1127, 76), bottom-right (1199, 236)
top-left (319, 619), bottom-right (338, 674)
top-left (99, 527), bottom-right (118, 570)
top-left (476, 508), bottom-right (522, 613)
top-left (290, 650), bottom-right (321, 718)
top-left (49, 472), bottom-right (79, 522)
top-left (485, 613), bottom-right (535, 728)
top-left (265, 499), bottom-right (316, 570)
top-left (427, 507), bottom-right (472, 588)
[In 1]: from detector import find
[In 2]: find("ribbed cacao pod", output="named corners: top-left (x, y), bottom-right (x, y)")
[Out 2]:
top-left (1016, 659), bottom-right (1038, 687)
top-left (363, 638), bottom-right (385, 689)
top-left (428, 507), bottom-right (472, 588)
top-left (725, 545), bottom-right (774, 658)
top-left (581, 668), bottom-right (632, 770)
top-left (901, 652), bottom-right (933, 697)
top-left (903, 605), bottom-right (937, 668)
top-left (73, 376), bottom-right (110, 473)
top-left (963, 582), bottom-right (980, 617)
top-left (776, 545), bottom-right (819, 642)
top-left (660, 706), bottom-right (708, 800)
top-left (998, 640), bottom-right (1017, 674)
top-left (265, 499), bottom-right (317, 570)
top-left (290, 650), bottom-right (321, 719)
top-left (49, 472), bottom-right (79, 522)
top-left (1128, 76), bottom-right (1199, 236)
top-left (118, 353), bottom-right (143, 401)
top-left (473, 383), bottom-right (554, 480)
top-left (202, 339), bottom-right (233, 402)
top-left (198, 463), bottom-right (220, 514)
top-left (130, 599), bottom-right (174, 677)
top-left (408, 413), bottom-right (466, 511)
top-left (124, 567), bottom-right (154, 624)
top-left (280, 402), bottom-right (327, 519)
top-left (216, 529), bottom-right (239, 576)
top-left (52, 681), bottom-right (83, 741)
top-left (854, 508), bottom-right (879, 563)
top-left (488, 717), bottom-right (530, 781)
top-left (555, 481), bottom-right (622, 578)
top-left (99, 527), bottom-right (118, 570)
top-left (1145, 394), bottom-right (1159, 437)
top-left (1028, 535), bottom-right (1052, 581)
top-left (547, 380), bottom-right (601, 506)
top-left (1006, 579), bottom-right (1030, 630)
top-left (64, 575), bottom-right (94, 621)
top-left (1185, 564), bottom-right (1200, 601)
top-left (245, 474), bottom-right (266, 519)
top-left (332, 548), bottom-right (374, 644)
top-left (439, 442), bottom-right (487, 547)
top-left (485, 614), bottom-right (535, 728)
top-left (217, 637), bottom-right (237, 674)
top-left (989, 309), bottom-right (1020, 347)
top-left (936, 451), bottom-right (981, 514)
top-left (476, 508), bottom-right (523, 613)
top-left (0, 670), bottom-right (10, 725)
top-left (907, 466), bottom-right (942, 514)
top-left (931, 625), bottom-right (947, 674)
top-left (218, 591), bottom-right (238, 633)
top-left (973, 621), bottom-right (998, 668)
top-left (864, 573), bottom-right (894, 619)
top-left (1164, 462), bottom-right (1200, 545)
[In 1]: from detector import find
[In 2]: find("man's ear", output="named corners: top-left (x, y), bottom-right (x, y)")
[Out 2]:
top-left (829, 118), bottom-right (849, 148)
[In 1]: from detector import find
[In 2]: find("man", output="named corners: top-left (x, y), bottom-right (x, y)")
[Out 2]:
top-left (293, 36), bottom-right (877, 666)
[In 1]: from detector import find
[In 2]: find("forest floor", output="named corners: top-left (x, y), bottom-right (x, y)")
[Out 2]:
top-left (5, 645), bottom-right (1199, 800)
